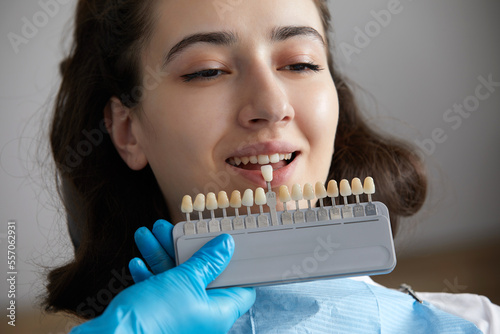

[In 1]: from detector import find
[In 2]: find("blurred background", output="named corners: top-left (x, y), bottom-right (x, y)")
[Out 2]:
top-left (1, 0), bottom-right (499, 332)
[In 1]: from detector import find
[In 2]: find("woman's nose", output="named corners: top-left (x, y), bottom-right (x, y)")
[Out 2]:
top-left (237, 66), bottom-right (295, 129)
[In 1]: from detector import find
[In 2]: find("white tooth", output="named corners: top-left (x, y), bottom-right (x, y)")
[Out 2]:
top-left (279, 153), bottom-right (285, 160)
top-left (363, 177), bottom-right (375, 194)
top-left (228, 157), bottom-right (236, 166)
top-left (241, 156), bottom-right (250, 165)
top-left (303, 183), bottom-right (315, 200)
top-left (340, 179), bottom-right (352, 197)
top-left (315, 182), bottom-right (327, 199)
top-left (286, 153), bottom-right (292, 160)
top-left (193, 193), bottom-right (205, 212)
top-left (181, 195), bottom-right (193, 213)
top-left (351, 178), bottom-right (363, 196)
top-left (291, 184), bottom-right (303, 201)
top-left (279, 185), bottom-right (291, 203)
top-left (242, 189), bottom-right (254, 207)
top-left (261, 165), bottom-right (273, 182)
top-left (327, 180), bottom-right (339, 197)
top-left (255, 187), bottom-right (267, 205)
top-left (217, 191), bottom-right (229, 209)
top-left (206, 192), bottom-right (218, 210)
top-left (258, 155), bottom-right (270, 164)
top-left (249, 155), bottom-right (258, 164)
top-left (234, 157), bottom-right (242, 166)
top-left (269, 153), bottom-right (280, 163)
top-left (230, 190), bottom-right (242, 208)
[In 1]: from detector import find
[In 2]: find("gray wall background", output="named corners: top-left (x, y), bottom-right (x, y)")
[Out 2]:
top-left (0, 0), bottom-right (499, 316)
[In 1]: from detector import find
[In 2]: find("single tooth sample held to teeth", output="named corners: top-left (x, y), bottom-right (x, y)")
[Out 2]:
top-left (261, 165), bottom-right (278, 226)
top-left (173, 173), bottom-right (396, 288)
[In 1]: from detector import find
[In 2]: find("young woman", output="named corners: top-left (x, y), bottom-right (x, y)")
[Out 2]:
top-left (45, 0), bottom-right (498, 332)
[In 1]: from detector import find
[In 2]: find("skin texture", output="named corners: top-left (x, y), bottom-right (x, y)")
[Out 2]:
top-left (106, 0), bottom-right (339, 224)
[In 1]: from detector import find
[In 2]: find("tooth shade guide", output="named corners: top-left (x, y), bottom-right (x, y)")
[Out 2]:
top-left (173, 194), bottom-right (395, 290)
top-left (177, 177), bottom-right (378, 232)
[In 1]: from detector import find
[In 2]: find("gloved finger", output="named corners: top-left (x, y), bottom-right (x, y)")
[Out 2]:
top-left (152, 219), bottom-right (175, 260)
top-left (207, 287), bottom-right (256, 321)
top-left (129, 257), bottom-right (153, 283)
top-left (181, 233), bottom-right (234, 288)
top-left (134, 226), bottom-right (174, 274)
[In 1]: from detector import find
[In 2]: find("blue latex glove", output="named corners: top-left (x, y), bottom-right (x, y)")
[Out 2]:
top-left (70, 225), bottom-right (256, 334)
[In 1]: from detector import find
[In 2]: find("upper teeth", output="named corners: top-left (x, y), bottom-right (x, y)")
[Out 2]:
top-left (228, 153), bottom-right (293, 167)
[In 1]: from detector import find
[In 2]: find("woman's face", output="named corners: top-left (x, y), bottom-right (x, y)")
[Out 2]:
top-left (133, 0), bottom-right (339, 222)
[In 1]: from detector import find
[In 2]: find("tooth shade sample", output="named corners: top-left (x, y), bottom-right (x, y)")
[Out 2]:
top-left (258, 155), bottom-right (270, 164)
top-left (269, 153), bottom-right (280, 163)
top-left (351, 178), bottom-right (363, 195)
top-left (315, 182), bottom-right (327, 199)
top-left (181, 195), bottom-right (193, 213)
top-left (279, 185), bottom-right (292, 202)
top-left (291, 184), bottom-right (303, 201)
top-left (206, 192), bottom-right (217, 211)
top-left (339, 179), bottom-right (352, 197)
top-left (193, 194), bottom-right (206, 212)
top-left (261, 165), bottom-right (273, 182)
top-left (303, 183), bottom-right (315, 200)
top-left (327, 180), bottom-right (339, 197)
top-left (364, 176), bottom-right (375, 194)
top-left (249, 156), bottom-right (258, 164)
top-left (242, 189), bottom-right (254, 207)
top-left (217, 191), bottom-right (230, 209)
top-left (241, 157), bottom-right (250, 165)
top-left (230, 190), bottom-right (242, 208)
top-left (255, 187), bottom-right (267, 205)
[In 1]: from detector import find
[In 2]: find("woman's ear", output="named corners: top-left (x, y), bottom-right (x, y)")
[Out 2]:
top-left (104, 97), bottom-right (148, 170)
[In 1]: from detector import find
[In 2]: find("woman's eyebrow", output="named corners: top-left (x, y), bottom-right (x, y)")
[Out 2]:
top-left (162, 26), bottom-right (325, 68)
top-left (163, 31), bottom-right (237, 68)
top-left (270, 26), bottom-right (326, 47)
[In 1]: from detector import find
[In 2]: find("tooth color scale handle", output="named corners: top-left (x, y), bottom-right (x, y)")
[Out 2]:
top-left (173, 201), bottom-right (396, 289)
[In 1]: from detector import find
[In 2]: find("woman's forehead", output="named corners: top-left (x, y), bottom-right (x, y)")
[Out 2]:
top-left (148, 0), bottom-right (325, 55)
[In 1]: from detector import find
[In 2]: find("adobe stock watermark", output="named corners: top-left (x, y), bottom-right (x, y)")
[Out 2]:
top-left (212, 0), bottom-right (242, 20)
top-left (281, 234), bottom-right (340, 280)
top-left (414, 74), bottom-right (499, 157)
top-left (339, 0), bottom-right (413, 64)
top-left (60, 64), bottom-right (168, 173)
top-left (76, 267), bottom-right (134, 318)
top-left (7, 0), bottom-right (72, 55)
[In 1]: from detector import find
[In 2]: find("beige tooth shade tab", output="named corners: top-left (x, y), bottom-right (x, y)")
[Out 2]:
top-left (279, 185), bottom-right (292, 202)
top-left (242, 189), bottom-right (254, 207)
top-left (339, 179), bottom-right (352, 197)
top-left (291, 184), bottom-right (303, 201)
top-left (351, 178), bottom-right (363, 195)
top-left (363, 176), bottom-right (375, 194)
top-left (217, 191), bottom-right (229, 209)
top-left (255, 187), bottom-right (267, 206)
top-left (193, 193), bottom-right (206, 212)
top-left (230, 190), bottom-right (242, 208)
top-left (261, 165), bottom-right (273, 182)
top-left (303, 183), bottom-right (315, 200)
top-left (326, 180), bottom-right (339, 197)
top-left (315, 182), bottom-right (327, 199)
top-left (181, 195), bottom-right (193, 213)
top-left (206, 192), bottom-right (217, 211)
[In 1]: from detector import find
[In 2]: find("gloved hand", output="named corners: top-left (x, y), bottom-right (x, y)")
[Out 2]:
top-left (70, 223), bottom-right (256, 334)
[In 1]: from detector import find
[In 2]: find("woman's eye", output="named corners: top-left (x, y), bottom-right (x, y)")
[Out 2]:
top-left (181, 69), bottom-right (225, 82)
top-left (282, 63), bottom-right (324, 73)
